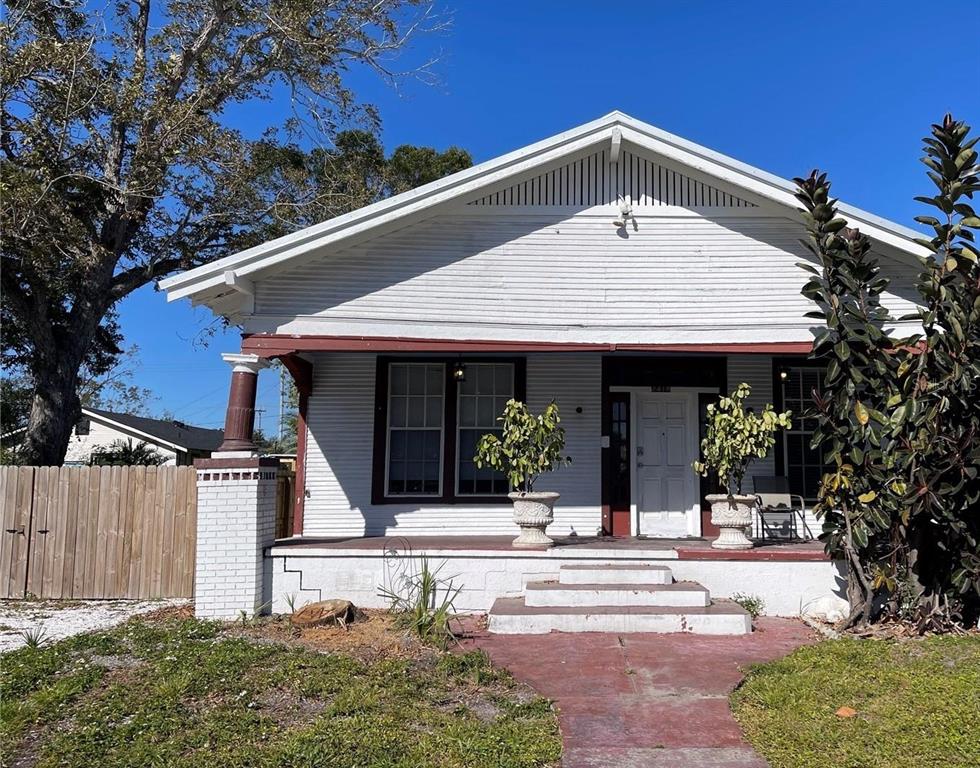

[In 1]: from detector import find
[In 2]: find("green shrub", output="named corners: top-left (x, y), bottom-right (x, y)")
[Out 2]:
top-left (474, 399), bottom-right (570, 493)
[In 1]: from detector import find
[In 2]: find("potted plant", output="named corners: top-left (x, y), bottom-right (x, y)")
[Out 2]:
top-left (474, 399), bottom-right (571, 548)
top-left (693, 383), bottom-right (792, 550)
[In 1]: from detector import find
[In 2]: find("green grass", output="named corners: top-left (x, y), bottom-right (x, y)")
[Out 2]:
top-left (731, 634), bottom-right (980, 768)
top-left (0, 617), bottom-right (561, 768)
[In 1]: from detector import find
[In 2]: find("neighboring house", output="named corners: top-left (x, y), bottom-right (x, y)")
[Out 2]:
top-left (161, 112), bottom-right (926, 624)
top-left (68, 409), bottom-right (224, 465)
top-left (4, 408), bottom-right (224, 466)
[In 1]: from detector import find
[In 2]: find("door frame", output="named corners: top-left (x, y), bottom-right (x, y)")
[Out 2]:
top-left (612, 385), bottom-right (718, 538)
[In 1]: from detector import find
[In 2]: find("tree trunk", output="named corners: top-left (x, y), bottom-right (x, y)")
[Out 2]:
top-left (18, 357), bottom-right (83, 466)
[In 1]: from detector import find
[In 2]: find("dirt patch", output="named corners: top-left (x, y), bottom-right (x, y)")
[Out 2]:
top-left (88, 653), bottom-right (143, 671)
top-left (221, 609), bottom-right (437, 663)
top-left (254, 686), bottom-right (329, 727)
top-left (141, 603), bottom-right (194, 623)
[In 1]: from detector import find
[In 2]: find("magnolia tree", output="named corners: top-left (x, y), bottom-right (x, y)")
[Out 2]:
top-left (474, 400), bottom-right (570, 494)
top-left (693, 383), bottom-right (791, 496)
top-left (795, 171), bottom-right (905, 628)
top-left (797, 114), bottom-right (979, 631)
top-left (896, 115), bottom-right (980, 630)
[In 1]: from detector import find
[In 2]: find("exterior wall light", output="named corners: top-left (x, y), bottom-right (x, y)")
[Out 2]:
top-left (452, 362), bottom-right (466, 382)
top-left (779, 368), bottom-right (790, 381)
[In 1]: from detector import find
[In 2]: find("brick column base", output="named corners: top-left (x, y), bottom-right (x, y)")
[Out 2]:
top-left (194, 458), bottom-right (279, 619)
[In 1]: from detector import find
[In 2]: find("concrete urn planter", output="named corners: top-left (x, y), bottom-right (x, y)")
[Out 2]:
top-left (509, 491), bottom-right (559, 548)
top-left (706, 493), bottom-right (756, 550)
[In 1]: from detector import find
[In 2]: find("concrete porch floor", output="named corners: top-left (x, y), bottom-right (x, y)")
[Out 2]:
top-left (460, 617), bottom-right (818, 768)
top-left (273, 534), bottom-right (827, 562)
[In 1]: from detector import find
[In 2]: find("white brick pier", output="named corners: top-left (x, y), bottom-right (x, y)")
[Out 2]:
top-left (194, 458), bottom-right (280, 619)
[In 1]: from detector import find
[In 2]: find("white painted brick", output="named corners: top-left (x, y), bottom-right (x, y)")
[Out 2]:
top-left (195, 467), bottom-right (278, 620)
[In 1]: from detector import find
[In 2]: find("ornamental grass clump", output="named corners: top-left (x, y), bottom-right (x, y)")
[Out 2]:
top-left (693, 383), bottom-right (792, 496)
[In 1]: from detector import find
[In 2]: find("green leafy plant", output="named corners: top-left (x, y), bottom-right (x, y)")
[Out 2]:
top-left (732, 593), bottom-right (766, 619)
top-left (795, 169), bottom-right (906, 628)
top-left (473, 399), bottom-right (570, 494)
top-left (19, 626), bottom-right (48, 649)
top-left (379, 554), bottom-right (462, 649)
top-left (693, 383), bottom-right (791, 495)
top-left (90, 439), bottom-right (167, 466)
top-left (893, 114), bottom-right (980, 630)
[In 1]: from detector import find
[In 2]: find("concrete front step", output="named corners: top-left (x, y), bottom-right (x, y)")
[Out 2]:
top-left (488, 597), bottom-right (752, 635)
top-left (558, 563), bottom-right (673, 585)
top-left (525, 580), bottom-right (710, 608)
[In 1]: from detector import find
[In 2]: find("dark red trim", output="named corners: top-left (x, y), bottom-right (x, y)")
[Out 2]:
top-left (218, 369), bottom-right (260, 452)
top-left (675, 546), bottom-right (829, 562)
top-left (274, 354), bottom-right (313, 536)
top-left (244, 334), bottom-right (813, 356)
top-left (371, 355), bottom-right (527, 506)
top-left (292, 390), bottom-right (309, 536)
top-left (194, 457), bottom-right (280, 469)
top-left (278, 354), bottom-right (313, 396)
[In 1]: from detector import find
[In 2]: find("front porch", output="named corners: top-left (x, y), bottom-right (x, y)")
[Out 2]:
top-left (215, 341), bottom-right (823, 543)
top-left (267, 534), bottom-right (843, 621)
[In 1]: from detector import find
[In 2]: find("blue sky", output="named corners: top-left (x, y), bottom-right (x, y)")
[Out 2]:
top-left (123, 0), bottom-right (980, 432)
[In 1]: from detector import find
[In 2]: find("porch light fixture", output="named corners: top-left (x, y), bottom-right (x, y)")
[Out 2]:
top-left (779, 367), bottom-right (790, 381)
top-left (452, 362), bottom-right (466, 382)
top-left (613, 197), bottom-right (637, 232)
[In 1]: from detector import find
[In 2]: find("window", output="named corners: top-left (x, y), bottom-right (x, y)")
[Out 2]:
top-left (781, 366), bottom-right (827, 501)
top-left (456, 363), bottom-right (514, 495)
top-left (375, 358), bottom-right (524, 503)
top-left (386, 363), bottom-right (444, 496)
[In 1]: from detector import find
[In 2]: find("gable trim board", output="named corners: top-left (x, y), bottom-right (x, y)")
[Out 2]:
top-left (160, 111), bottom-right (927, 315)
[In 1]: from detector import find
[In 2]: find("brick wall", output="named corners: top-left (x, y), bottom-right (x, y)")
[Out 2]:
top-left (194, 463), bottom-right (278, 619)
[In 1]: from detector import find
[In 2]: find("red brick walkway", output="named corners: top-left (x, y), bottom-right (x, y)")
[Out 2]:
top-left (461, 618), bottom-right (816, 767)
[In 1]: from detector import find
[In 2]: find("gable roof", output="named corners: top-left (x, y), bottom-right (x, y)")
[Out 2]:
top-left (82, 408), bottom-right (224, 453)
top-left (160, 110), bottom-right (927, 308)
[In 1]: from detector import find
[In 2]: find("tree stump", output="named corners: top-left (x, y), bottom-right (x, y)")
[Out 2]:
top-left (290, 599), bottom-right (356, 628)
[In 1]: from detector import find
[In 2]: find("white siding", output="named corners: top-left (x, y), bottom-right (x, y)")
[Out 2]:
top-left (253, 212), bottom-right (921, 344)
top-left (525, 355), bottom-right (602, 536)
top-left (301, 353), bottom-right (602, 538)
top-left (726, 355), bottom-right (776, 488)
top-left (64, 419), bottom-right (179, 466)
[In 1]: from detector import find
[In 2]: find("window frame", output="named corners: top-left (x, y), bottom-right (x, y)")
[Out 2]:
top-left (454, 362), bottom-right (516, 498)
top-left (383, 362), bottom-right (446, 499)
top-left (772, 358), bottom-right (828, 503)
top-left (372, 355), bottom-right (526, 505)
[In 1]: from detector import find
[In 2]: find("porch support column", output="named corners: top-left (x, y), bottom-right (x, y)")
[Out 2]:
top-left (278, 354), bottom-right (313, 537)
top-left (217, 353), bottom-right (271, 454)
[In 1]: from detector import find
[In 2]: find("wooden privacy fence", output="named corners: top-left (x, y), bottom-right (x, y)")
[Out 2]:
top-left (0, 465), bottom-right (197, 600)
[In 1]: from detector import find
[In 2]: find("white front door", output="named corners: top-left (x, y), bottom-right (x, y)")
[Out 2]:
top-left (635, 392), bottom-right (699, 537)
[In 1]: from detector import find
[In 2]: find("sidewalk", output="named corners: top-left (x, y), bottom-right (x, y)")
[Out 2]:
top-left (462, 618), bottom-right (817, 767)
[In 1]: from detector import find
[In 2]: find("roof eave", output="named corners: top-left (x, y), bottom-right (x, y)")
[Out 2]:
top-left (160, 112), bottom-right (625, 301)
top-left (161, 111), bottom-right (929, 304)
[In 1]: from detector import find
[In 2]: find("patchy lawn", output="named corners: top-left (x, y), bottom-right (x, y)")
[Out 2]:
top-left (731, 634), bottom-right (980, 768)
top-left (0, 609), bottom-right (561, 768)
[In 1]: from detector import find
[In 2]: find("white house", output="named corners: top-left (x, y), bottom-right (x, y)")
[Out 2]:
top-left (5, 408), bottom-right (224, 466)
top-left (161, 112), bottom-right (925, 630)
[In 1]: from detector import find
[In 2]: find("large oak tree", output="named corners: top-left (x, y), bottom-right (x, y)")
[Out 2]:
top-left (1, 0), bottom-right (467, 465)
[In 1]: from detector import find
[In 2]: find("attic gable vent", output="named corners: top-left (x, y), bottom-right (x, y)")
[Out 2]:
top-left (468, 148), bottom-right (756, 209)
